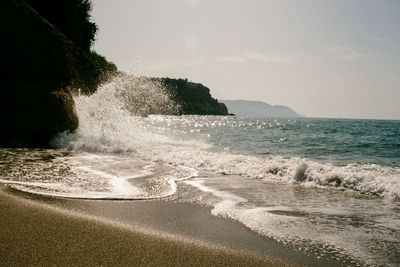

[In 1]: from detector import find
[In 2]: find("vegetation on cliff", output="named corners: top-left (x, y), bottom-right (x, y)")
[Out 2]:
top-left (24, 0), bottom-right (97, 53)
top-left (23, 0), bottom-right (118, 93)
top-left (157, 78), bottom-right (228, 115)
top-left (100, 75), bottom-right (227, 116)
top-left (0, 0), bottom-right (227, 147)
top-left (0, 0), bottom-right (114, 147)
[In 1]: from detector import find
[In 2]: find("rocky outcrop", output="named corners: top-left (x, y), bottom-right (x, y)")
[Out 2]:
top-left (157, 78), bottom-right (229, 115)
top-left (0, 0), bottom-right (230, 147)
top-left (0, 0), bottom-right (99, 146)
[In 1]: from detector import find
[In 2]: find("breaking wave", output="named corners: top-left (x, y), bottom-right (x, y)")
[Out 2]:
top-left (49, 75), bottom-right (400, 199)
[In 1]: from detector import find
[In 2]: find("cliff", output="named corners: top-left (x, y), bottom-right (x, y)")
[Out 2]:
top-left (157, 78), bottom-right (228, 115)
top-left (0, 0), bottom-right (227, 148)
top-left (0, 0), bottom-right (113, 147)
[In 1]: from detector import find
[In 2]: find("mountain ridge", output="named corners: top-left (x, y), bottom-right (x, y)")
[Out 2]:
top-left (220, 99), bottom-right (303, 117)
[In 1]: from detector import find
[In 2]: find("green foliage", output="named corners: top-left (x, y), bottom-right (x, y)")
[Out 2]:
top-left (153, 78), bottom-right (228, 115)
top-left (0, 0), bottom-right (92, 146)
top-left (24, 0), bottom-right (97, 52)
top-left (21, 0), bottom-right (118, 93)
top-left (88, 51), bottom-right (118, 85)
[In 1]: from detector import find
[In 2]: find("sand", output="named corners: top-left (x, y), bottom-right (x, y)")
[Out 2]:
top-left (0, 187), bottom-right (299, 266)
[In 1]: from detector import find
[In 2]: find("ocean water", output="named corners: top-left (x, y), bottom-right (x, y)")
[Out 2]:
top-left (1, 77), bottom-right (399, 266)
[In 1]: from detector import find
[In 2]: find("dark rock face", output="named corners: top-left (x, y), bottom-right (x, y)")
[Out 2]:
top-left (48, 89), bottom-right (79, 133)
top-left (158, 78), bottom-right (229, 115)
top-left (0, 0), bottom-right (228, 147)
top-left (0, 0), bottom-right (98, 147)
top-left (24, 0), bottom-right (97, 54)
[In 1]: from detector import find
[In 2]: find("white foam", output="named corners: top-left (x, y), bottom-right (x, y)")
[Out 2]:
top-left (185, 179), bottom-right (299, 241)
top-left (184, 177), bottom-right (399, 265)
top-left (77, 166), bottom-right (142, 196)
top-left (49, 75), bottom-right (400, 200)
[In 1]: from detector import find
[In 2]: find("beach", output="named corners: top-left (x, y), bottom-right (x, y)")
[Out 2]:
top-left (0, 185), bottom-right (302, 266)
top-left (2, 1), bottom-right (399, 266)
top-left (1, 116), bottom-right (399, 266)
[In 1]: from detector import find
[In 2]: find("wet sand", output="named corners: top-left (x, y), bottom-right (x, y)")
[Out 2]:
top-left (0, 187), bottom-right (298, 266)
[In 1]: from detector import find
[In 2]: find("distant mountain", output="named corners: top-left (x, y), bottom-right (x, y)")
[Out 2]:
top-left (220, 100), bottom-right (302, 117)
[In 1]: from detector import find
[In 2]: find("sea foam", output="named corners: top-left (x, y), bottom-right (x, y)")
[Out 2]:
top-left (51, 75), bottom-right (400, 199)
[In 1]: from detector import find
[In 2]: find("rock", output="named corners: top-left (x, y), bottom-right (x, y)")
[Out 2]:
top-left (158, 78), bottom-right (229, 115)
top-left (48, 89), bottom-right (79, 133)
top-left (0, 0), bottom-right (97, 146)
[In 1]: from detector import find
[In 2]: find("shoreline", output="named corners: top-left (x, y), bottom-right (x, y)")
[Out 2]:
top-left (0, 184), bottom-right (352, 266)
top-left (0, 185), bottom-right (298, 266)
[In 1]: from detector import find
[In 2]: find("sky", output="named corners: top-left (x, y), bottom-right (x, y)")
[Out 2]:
top-left (91, 0), bottom-right (400, 120)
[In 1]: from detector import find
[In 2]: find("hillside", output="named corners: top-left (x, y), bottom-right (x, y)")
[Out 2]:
top-left (157, 78), bottom-right (229, 115)
top-left (220, 100), bottom-right (301, 117)
top-left (0, 0), bottom-right (229, 147)
top-left (1, 0), bottom-right (116, 147)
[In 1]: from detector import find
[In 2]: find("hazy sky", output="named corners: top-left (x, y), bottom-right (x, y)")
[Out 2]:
top-left (92, 0), bottom-right (400, 120)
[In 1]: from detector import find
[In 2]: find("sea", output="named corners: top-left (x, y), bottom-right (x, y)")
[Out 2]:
top-left (1, 76), bottom-right (399, 266)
